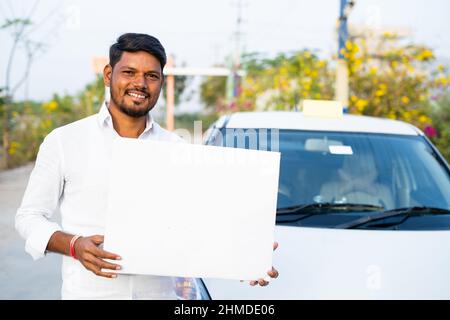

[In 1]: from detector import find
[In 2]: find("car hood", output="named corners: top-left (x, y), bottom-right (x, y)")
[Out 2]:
top-left (203, 226), bottom-right (450, 299)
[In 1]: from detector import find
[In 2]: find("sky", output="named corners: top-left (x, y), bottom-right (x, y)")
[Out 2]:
top-left (1, 0), bottom-right (450, 111)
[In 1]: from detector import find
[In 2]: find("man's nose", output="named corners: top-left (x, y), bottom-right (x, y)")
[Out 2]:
top-left (133, 75), bottom-right (147, 89)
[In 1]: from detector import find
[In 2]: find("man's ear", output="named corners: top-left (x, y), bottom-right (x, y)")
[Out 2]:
top-left (103, 64), bottom-right (112, 87)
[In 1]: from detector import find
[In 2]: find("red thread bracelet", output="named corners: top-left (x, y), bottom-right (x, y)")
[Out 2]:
top-left (69, 235), bottom-right (82, 260)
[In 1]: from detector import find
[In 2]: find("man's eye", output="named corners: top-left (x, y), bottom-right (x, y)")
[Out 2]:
top-left (123, 71), bottom-right (134, 75)
top-left (146, 74), bottom-right (159, 79)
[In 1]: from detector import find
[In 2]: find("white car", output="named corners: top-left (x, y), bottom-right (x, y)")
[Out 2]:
top-left (196, 110), bottom-right (450, 299)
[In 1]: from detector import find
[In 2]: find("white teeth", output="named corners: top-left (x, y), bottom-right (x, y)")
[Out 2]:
top-left (128, 92), bottom-right (146, 99)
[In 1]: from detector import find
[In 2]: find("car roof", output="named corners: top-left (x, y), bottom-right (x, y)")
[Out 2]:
top-left (215, 111), bottom-right (421, 136)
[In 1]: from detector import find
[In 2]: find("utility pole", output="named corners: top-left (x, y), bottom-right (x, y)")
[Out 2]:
top-left (335, 0), bottom-right (355, 112)
top-left (227, 0), bottom-right (245, 104)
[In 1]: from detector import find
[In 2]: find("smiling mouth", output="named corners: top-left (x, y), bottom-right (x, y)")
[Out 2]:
top-left (126, 90), bottom-right (149, 100)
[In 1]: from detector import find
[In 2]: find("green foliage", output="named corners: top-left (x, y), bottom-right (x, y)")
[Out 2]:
top-left (3, 35), bottom-right (450, 169)
top-left (344, 36), bottom-right (441, 129)
top-left (200, 73), bottom-right (227, 112)
top-left (429, 93), bottom-right (450, 162)
top-left (0, 18), bottom-right (32, 31)
top-left (1, 72), bottom-right (200, 168)
top-left (174, 112), bottom-right (219, 134)
top-left (198, 37), bottom-right (450, 160)
top-left (4, 75), bottom-right (105, 168)
top-left (237, 51), bottom-right (335, 111)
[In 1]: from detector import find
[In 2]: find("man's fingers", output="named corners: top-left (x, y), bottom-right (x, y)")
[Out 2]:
top-left (84, 261), bottom-right (118, 279)
top-left (273, 241), bottom-right (279, 251)
top-left (91, 235), bottom-right (104, 245)
top-left (267, 267), bottom-right (279, 279)
top-left (249, 278), bottom-right (269, 286)
top-left (258, 278), bottom-right (269, 286)
top-left (94, 247), bottom-right (121, 261)
top-left (90, 256), bottom-right (121, 271)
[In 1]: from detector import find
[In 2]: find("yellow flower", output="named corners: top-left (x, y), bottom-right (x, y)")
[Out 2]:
top-left (8, 141), bottom-right (20, 155)
top-left (43, 101), bottom-right (58, 112)
top-left (316, 60), bottom-right (326, 68)
top-left (350, 95), bottom-right (358, 102)
top-left (279, 66), bottom-right (289, 76)
top-left (436, 77), bottom-right (448, 86)
top-left (390, 61), bottom-right (399, 69)
top-left (382, 32), bottom-right (396, 39)
top-left (416, 49), bottom-right (434, 61)
top-left (40, 119), bottom-right (53, 130)
top-left (375, 84), bottom-right (387, 97)
top-left (375, 90), bottom-right (385, 97)
top-left (356, 99), bottom-right (368, 112)
top-left (302, 80), bottom-right (312, 91)
top-left (345, 41), bottom-right (359, 54)
top-left (438, 64), bottom-right (446, 73)
top-left (401, 96), bottom-right (410, 105)
top-left (388, 112), bottom-right (397, 119)
top-left (369, 67), bottom-right (378, 76)
top-left (419, 115), bottom-right (431, 124)
top-left (403, 111), bottom-right (412, 122)
top-left (345, 41), bottom-right (353, 51)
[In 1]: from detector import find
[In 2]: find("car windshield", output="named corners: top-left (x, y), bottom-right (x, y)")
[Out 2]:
top-left (206, 128), bottom-right (450, 230)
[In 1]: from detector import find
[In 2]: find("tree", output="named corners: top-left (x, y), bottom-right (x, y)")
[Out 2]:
top-left (237, 51), bottom-right (334, 111)
top-left (200, 71), bottom-right (227, 112)
top-left (1, 0), bottom-right (63, 168)
top-left (200, 51), bottom-right (335, 113)
top-left (343, 33), bottom-right (445, 131)
top-left (5, 75), bottom-right (105, 168)
top-left (429, 92), bottom-right (450, 161)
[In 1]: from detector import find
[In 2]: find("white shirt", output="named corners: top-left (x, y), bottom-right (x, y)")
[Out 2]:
top-left (15, 102), bottom-right (184, 299)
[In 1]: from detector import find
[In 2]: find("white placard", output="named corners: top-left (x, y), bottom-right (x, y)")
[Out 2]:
top-left (104, 138), bottom-right (280, 280)
top-left (329, 145), bottom-right (354, 155)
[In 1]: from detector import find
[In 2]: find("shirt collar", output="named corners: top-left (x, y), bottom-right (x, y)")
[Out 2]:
top-left (97, 101), bottom-right (154, 135)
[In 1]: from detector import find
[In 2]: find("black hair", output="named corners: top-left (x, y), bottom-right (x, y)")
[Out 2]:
top-left (109, 33), bottom-right (167, 70)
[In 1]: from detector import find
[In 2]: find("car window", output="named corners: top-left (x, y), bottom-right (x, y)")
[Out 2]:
top-left (208, 128), bottom-right (450, 213)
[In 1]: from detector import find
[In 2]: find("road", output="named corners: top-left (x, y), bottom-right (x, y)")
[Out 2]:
top-left (0, 164), bottom-right (61, 299)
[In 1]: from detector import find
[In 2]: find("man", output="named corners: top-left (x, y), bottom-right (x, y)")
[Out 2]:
top-left (15, 33), bottom-right (278, 299)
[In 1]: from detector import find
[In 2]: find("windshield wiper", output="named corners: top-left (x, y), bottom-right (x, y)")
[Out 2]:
top-left (277, 203), bottom-right (384, 215)
top-left (276, 203), bottom-right (384, 224)
top-left (335, 206), bottom-right (450, 229)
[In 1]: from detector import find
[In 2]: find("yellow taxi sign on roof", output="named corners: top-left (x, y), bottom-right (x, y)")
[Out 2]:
top-left (302, 99), bottom-right (343, 119)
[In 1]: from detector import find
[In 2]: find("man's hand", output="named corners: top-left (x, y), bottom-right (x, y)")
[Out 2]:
top-left (74, 235), bottom-right (122, 279)
top-left (245, 242), bottom-right (279, 287)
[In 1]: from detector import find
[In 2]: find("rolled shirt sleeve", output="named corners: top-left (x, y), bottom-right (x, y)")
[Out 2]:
top-left (15, 129), bottom-right (64, 260)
